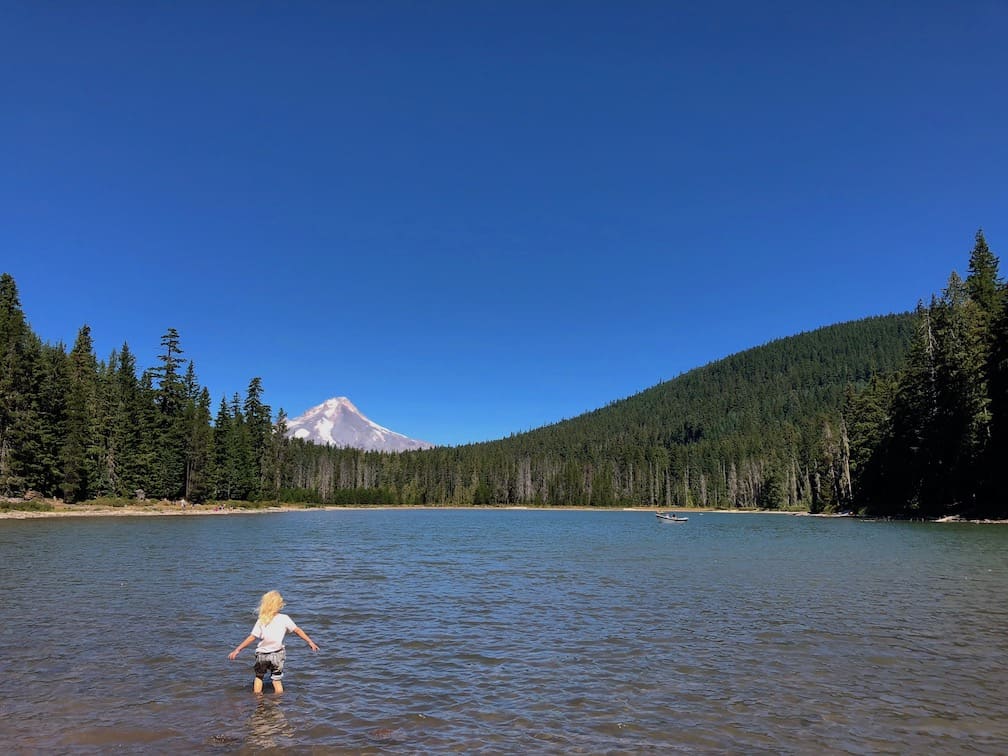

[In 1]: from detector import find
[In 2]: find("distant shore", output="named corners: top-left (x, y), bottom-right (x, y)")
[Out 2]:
top-left (0, 500), bottom-right (795, 520)
top-left (0, 501), bottom-right (298, 519)
top-left (1, 499), bottom-right (1005, 523)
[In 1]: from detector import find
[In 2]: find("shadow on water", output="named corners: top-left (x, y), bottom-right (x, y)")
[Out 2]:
top-left (243, 697), bottom-right (295, 750)
top-left (202, 691), bottom-right (296, 751)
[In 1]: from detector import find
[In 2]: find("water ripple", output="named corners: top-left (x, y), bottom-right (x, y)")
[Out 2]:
top-left (3, 511), bottom-right (1008, 752)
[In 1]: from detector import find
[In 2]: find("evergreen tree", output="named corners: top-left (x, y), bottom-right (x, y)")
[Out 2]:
top-left (922, 275), bottom-right (987, 517)
top-left (214, 393), bottom-right (255, 500)
top-left (966, 229), bottom-right (1002, 318)
top-left (154, 328), bottom-right (186, 415)
top-left (61, 325), bottom-right (99, 502)
top-left (112, 343), bottom-right (146, 496)
top-left (30, 342), bottom-right (69, 496)
top-left (150, 329), bottom-right (187, 498)
top-left (243, 377), bottom-right (272, 498)
top-left (590, 460), bottom-right (615, 507)
top-left (263, 409), bottom-right (290, 503)
top-left (930, 272), bottom-right (987, 514)
top-left (846, 374), bottom-right (899, 514)
top-left (213, 396), bottom-right (234, 499)
top-left (230, 393), bottom-right (255, 499)
top-left (959, 229), bottom-right (1004, 515)
top-left (987, 284), bottom-right (1008, 514)
top-left (183, 361), bottom-right (199, 401)
top-left (886, 302), bottom-right (941, 516)
top-left (92, 351), bottom-right (118, 497)
top-left (757, 471), bottom-right (784, 510)
top-left (134, 370), bottom-right (160, 497)
top-left (184, 385), bottom-right (215, 502)
top-left (0, 273), bottom-right (39, 494)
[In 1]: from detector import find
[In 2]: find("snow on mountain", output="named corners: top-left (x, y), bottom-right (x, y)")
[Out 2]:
top-left (285, 397), bottom-right (435, 452)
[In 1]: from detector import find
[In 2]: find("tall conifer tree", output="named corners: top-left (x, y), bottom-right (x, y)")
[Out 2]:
top-left (930, 273), bottom-right (985, 513)
top-left (243, 377), bottom-right (272, 498)
top-left (184, 383), bottom-right (214, 502)
top-left (92, 351), bottom-right (118, 497)
top-left (61, 325), bottom-right (99, 502)
top-left (150, 329), bottom-right (188, 498)
top-left (983, 245), bottom-right (1008, 516)
top-left (112, 343), bottom-right (146, 496)
top-left (213, 396), bottom-right (234, 499)
top-left (0, 274), bottom-right (42, 494)
top-left (263, 409), bottom-right (290, 503)
top-left (966, 229), bottom-right (1002, 317)
top-left (31, 342), bottom-right (69, 496)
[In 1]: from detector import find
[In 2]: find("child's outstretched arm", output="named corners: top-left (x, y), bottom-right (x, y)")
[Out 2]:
top-left (229, 634), bottom-right (257, 660)
top-left (294, 626), bottom-right (320, 652)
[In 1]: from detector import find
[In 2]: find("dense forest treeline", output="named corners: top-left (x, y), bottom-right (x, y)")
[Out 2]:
top-left (0, 269), bottom-right (911, 509)
top-left (1, 230), bottom-right (1003, 517)
top-left (0, 292), bottom-right (283, 504)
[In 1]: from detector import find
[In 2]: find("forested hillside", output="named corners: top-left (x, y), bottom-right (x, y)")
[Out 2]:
top-left (5, 228), bottom-right (1003, 517)
top-left (475, 314), bottom-right (915, 510)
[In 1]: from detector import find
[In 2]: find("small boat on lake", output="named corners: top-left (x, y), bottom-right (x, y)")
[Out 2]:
top-left (656, 512), bottom-right (688, 522)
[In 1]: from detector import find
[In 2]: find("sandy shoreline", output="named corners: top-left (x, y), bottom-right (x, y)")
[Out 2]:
top-left (2, 501), bottom-right (1004, 523)
top-left (0, 501), bottom-right (782, 520)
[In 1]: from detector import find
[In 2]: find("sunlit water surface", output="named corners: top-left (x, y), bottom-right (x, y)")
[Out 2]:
top-left (2, 510), bottom-right (1007, 753)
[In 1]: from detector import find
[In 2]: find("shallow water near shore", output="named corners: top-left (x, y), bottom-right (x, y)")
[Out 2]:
top-left (3, 509), bottom-right (1007, 753)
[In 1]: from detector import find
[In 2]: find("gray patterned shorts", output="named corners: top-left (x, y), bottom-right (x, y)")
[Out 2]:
top-left (253, 649), bottom-right (286, 679)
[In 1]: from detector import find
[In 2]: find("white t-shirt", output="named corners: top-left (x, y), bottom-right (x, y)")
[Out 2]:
top-left (251, 613), bottom-right (298, 653)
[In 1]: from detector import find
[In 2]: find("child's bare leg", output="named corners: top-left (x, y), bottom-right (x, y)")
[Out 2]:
top-left (273, 679), bottom-right (284, 694)
top-left (253, 677), bottom-right (264, 694)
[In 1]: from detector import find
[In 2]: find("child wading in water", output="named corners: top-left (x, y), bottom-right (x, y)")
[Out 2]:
top-left (229, 590), bottom-right (319, 694)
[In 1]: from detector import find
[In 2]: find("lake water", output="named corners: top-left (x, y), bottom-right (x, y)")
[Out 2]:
top-left (2, 509), bottom-right (1007, 753)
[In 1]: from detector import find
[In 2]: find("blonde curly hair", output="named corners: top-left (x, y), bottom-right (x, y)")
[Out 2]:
top-left (257, 590), bottom-right (285, 625)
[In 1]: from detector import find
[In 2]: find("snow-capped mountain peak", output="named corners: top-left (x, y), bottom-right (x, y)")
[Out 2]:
top-left (286, 396), bottom-right (434, 452)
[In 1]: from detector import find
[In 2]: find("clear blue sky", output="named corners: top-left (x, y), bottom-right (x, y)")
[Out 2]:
top-left (2, 2), bottom-right (1006, 446)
